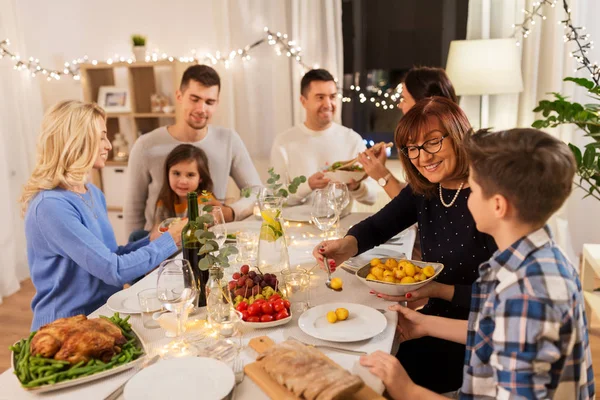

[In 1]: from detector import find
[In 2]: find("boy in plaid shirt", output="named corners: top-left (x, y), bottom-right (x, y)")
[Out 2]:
top-left (360, 128), bottom-right (594, 399)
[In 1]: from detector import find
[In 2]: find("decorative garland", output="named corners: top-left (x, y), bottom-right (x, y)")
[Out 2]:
top-left (511, 0), bottom-right (557, 45)
top-left (2, 2), bottom-right (595, 108)
top-left (0, 27), bottom-right (400, 109)
top-left (560, 0), bottom-right (599, 85)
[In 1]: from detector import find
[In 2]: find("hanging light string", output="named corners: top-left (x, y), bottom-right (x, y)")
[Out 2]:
top-left (560, 0), bottom-right (599, 85)
top-left (0, 39), bottom-right (80, 81)
top-left (0, 27), bottom-right (399, 108)
top-left (511, 0), bottom-right (557, 45)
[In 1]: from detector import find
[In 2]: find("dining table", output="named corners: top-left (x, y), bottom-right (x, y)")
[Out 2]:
top-left (0, 210), bottom-right (416, 400)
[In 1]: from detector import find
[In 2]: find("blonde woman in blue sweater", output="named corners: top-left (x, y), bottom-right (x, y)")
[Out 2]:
top-left (20, 101), bottom-right (186, 331)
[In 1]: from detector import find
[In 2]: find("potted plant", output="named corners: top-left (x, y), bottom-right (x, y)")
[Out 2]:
top-left (131, 34), bottom-right (147, 62)
top-left (532, 77), bottom-right (600, 201)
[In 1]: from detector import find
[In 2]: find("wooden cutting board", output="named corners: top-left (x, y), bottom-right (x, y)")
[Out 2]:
top-left (245, 336), bottom-right (385, 400)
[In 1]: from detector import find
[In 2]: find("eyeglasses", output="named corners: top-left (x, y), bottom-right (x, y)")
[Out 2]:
top-left (401, 134), bottom-right (448, 160)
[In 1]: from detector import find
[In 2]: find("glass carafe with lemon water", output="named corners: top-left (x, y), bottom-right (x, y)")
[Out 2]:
top-left (256, 189), bottom-right (289, 274)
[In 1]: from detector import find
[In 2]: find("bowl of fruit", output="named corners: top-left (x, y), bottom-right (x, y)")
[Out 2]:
top-left (355, 258), bottom-right (444, 296)
top-left (228, 265), bottom-right (292, 328)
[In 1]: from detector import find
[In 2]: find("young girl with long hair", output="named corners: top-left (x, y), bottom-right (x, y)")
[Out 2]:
top-left (153, 144), bottom-right (214, 225)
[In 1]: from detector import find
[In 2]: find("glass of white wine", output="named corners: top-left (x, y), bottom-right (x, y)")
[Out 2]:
top-left (209, 206), bottom-right (227, 248)
top-left (327, 182), bottom-right (350, 238)
top-left (311, 189), bottom-right (338, 239)
top-left (156, 258), bottom-right (199, 358)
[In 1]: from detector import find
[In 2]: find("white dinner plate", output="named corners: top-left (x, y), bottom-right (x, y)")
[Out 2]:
top-left (343, 248), bottom-right (406, 269)
top-left (282, 205), bottom-right (313, 222)
top-left (124, 357), bottom-right (235, 400)
top-left (223, 220), bottom-right (261, 233)
top-left (298, 302), bottom-right (387, 342)
top-left (107, 288), bottom-right (141, 314)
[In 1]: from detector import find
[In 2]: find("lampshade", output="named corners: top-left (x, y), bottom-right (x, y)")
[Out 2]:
top-left (445, 39), bottom-right (524, 96)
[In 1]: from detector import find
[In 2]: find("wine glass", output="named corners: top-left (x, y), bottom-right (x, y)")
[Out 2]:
top-left (209, 206), bottom-right (227, 248)
top-left (327, 183), bottom-right (350, 238)
top-left (156, 258), bottom-right (199, 358)
top-left (311, 189), bottom-right (338, 238)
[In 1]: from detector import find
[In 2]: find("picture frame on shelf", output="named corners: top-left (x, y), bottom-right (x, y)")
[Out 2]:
top-left (97, 86), bottom-right (131, 113)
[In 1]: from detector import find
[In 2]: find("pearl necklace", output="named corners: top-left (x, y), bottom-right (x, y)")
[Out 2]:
top-left (439, 182), bottom-right (464, 208)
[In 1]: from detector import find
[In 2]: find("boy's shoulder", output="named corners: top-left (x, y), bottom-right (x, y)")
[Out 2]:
top-left (496, 242), bottom-right (579, 305)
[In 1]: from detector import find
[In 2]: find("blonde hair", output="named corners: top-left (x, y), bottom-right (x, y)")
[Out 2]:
top-left (20, 100), bottom-right (106, 215)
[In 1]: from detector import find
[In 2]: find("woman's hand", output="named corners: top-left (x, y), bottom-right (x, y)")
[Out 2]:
top-left (312, 236), bottom-right (359, 272)
top-left (166, 218), bottom-right (187, 247)
top-left (359, 351), bottom-right (415, 400)
top-left (371, 281), bottom-right (453, 304)
top-left (389, 303), bottom-right (431, 343)
top-left (149, 224), bottom-right (162, 241)
top-left (358, 146), bottom-right (390, 181)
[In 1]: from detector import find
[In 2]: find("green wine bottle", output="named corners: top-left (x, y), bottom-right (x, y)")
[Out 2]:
top-left (181, 192), bottom-right (208, 308)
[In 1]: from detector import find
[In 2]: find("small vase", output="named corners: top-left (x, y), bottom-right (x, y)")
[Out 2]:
top-left (132, 46), bottom-right (146, 62)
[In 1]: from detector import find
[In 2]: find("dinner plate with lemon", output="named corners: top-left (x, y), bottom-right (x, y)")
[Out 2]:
top-left (298, 302), bottom-right (387, 342)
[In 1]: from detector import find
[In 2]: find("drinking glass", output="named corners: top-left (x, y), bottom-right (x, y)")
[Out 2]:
top-left (327, 182), bottom-right (350, 238)
top-left (137, 288), bottom-right (162, 329)
top-left (281, 268), bottom-right (311, 314)
top-left (236, 231), bottom-right (259, 263)
top-left (156, 258), bottom-right (199, 358)
top-left (209, 206), bottom-right (227, 248)
top-left (311, 189), bottom-right (338, 238)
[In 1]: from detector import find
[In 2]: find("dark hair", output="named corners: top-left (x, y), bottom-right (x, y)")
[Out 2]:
top-left (180, 65), bottom-right (221, 93)
top-left (403, 67), bottom-right (458, 103)
top-left (464, 128), bottom-right (576, 225)
top-left (395, 97), bottom-right (471, 197)
top-left (300, 69), bottom-right (335, 97)
top-left (155, 144), bottom-right (213, 219)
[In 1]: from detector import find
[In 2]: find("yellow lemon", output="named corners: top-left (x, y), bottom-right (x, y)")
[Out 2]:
top-left (370, 258), bottom-right (382, 267)
top-left (400, 276), bottom-right (416, 284)
top-left (366, 273), bottom-right (377, 281)
top-left (330, 277), bottom-right (343, 290)
top-left (326, 311), bottom-right (338, 323)
top-left (423, 266), bottom-right (435, 277)
top-left (383, 276), bottom-right (396, 283)
top-left (403, 263), bottom-right (416, 277)
top-left (384, 258), bottom-right (398, 269)
top-left (335, 308), bottom-right (349, 321)
top-left (394, 268), bottom-right (406, 280)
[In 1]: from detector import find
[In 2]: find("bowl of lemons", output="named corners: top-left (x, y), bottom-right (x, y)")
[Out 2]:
top-left (355, 258), bottom-right (444, 296)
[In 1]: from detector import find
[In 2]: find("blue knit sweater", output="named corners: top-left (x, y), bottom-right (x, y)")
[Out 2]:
top-left (25, 184), bottom-right (177, 331)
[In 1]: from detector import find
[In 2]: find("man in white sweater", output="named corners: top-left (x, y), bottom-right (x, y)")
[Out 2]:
top-left (271, 69), bottom-right (375, 206)
top-left (124, 65), bottom-right (261, 237)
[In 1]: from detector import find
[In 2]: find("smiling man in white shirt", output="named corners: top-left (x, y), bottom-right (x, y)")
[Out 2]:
top-left (270, 69), bottom-right (376, 206)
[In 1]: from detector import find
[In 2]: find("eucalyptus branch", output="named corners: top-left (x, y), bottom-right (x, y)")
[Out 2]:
top-left (241, 168), bottom-right (306, 198)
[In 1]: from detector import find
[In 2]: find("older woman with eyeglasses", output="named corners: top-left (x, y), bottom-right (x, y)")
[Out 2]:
top-left (312, 97), bottom-right (497, 394)
top-left (358, 67), bottom-right (458, 199)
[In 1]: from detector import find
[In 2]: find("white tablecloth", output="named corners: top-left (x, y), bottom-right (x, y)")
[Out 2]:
top-left (0, 212), bottom-right (416, 400)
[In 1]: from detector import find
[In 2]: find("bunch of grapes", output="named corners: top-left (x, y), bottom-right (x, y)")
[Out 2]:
top-left (228, 264), bottom-right (279, 300)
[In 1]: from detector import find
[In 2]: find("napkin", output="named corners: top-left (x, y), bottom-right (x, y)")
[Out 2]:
top-left (352, 360), bottom-right (385, 394)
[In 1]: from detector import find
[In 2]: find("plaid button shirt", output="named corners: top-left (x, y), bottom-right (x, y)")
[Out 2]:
top-left (460, 225), bottom-right (595, 399)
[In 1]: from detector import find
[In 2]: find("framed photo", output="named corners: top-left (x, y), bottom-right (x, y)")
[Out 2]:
top-left (97, 86), bottom-right (131, 112)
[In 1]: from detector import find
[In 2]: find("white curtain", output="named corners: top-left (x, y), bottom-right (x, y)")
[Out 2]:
top-left (463, 0), bottom-right (600, 261)
top-left (0, 0), bottom-right (43, 302)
